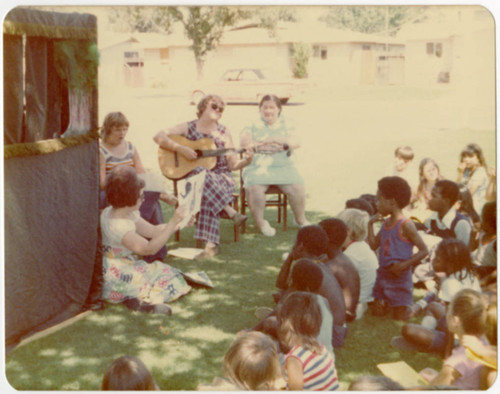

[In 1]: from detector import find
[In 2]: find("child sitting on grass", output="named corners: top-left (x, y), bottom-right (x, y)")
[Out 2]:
top-left (278, 291), bottom-right (339, 391)
top-left (319, 218), bottom-right (361, 322)
top-left (337, 208), bottom-right (379, 320)
top-left (419, 289), bottom-right (496, 390)
top-left (368, 176), bottom-right (428, 320)
top-left (395, 238), bottom-right (481, 357)
top-left (101, 355), bottom-right (159, 390)
top-left (198, 331), bottom-right (285, 391)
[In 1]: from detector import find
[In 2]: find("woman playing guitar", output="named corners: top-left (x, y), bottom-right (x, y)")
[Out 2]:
top-left (153, 94), bottom-right (253, 259)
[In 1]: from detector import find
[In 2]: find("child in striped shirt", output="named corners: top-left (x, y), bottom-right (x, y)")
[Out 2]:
top-left (278, 291), bottom-right (339, 391)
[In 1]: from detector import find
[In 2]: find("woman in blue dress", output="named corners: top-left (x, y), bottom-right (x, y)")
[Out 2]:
top-left (240, 95), bottom-right (308, 237)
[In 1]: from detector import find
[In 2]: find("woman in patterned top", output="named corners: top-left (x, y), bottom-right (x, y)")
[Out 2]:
top-left (154, 95), bottom-right (253, 259)
top-left (99, 111), bottom-right (177, 262)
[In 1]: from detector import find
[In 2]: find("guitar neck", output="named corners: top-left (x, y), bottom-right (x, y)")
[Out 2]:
top-left (199, 148), bottom-right (243, 157)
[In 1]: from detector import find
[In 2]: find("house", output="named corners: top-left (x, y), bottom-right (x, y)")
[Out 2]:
top-left (396, 6), bottom-right (495, 87)
top-left (98, 21), bottom-right (406, 89)
top-left (98, 32), bottom-right (171, 88)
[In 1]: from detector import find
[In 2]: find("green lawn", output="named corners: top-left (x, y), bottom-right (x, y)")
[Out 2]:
top-left (5, 204), bottom-right (442, 391)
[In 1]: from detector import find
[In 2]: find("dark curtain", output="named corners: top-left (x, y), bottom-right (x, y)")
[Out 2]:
top-left (25, 37), bottom-right (63, 142)
top-left (5, 141), bottom-right (100, 347)
top-left (3, 34), bottom-right (23, 145)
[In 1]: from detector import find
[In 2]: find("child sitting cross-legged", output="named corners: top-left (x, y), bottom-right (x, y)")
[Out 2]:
top-left (394, 238), bottom-right (481, 357)
top-left (278, 291), bottom-right (339, 391)
top-left (418, 289), bottom-right (496, 390)
top-left (368, 176), bottom-right (429, 321)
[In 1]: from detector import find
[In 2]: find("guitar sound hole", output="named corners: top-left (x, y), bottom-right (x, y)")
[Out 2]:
top-left (195, 150), bottom-right (203, 158)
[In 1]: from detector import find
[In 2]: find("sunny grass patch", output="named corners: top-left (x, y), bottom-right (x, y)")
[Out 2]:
top-left (5, 205), bottom-right (442, 390)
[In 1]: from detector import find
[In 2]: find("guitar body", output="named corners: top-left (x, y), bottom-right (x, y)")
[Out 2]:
top-left (158, 135), bottom-right (217, 180)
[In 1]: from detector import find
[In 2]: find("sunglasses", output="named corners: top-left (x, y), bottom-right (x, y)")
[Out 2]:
top-left (210, 103), bottom-right (224, 113)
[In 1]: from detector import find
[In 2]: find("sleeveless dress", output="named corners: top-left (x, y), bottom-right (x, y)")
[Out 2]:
top-left (241, 115), bottom-right (304, 186)
top-left (100, 206), bottom-right (191, 304)
top-left (185, 120), bottom-right (235, 244)
top-left (100, 140), bottom-right (165, 262)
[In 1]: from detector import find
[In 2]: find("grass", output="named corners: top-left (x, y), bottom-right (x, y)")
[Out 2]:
top-left (5, 203), bottom-right (442, 391)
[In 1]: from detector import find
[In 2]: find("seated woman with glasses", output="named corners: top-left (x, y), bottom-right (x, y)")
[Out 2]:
top-left (154, 94), bottom-right (253, 259)
top-left (100, 165), bottom-right (192, 315)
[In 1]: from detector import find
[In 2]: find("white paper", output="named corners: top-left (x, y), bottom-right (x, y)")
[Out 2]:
top-left (177, 170), bottom-right (207, 229)
top-left (137, 172), bottom-right (166, 193)
top-left (167, 248), bottom-right (205, 260)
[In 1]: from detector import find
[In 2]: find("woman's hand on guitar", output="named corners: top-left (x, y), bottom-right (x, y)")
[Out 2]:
top-left (178, 145), bottom-right (198, 161)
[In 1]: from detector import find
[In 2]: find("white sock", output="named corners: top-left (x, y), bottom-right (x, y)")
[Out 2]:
top-left (421, 315), bottom-right (437, 330)
top-left (415, 299), bottom-right (428, 309)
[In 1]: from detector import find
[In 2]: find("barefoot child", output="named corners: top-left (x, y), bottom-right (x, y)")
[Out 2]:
top-left (368, 176), bottom-right (428, 320)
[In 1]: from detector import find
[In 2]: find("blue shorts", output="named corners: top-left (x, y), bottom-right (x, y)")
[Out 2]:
top-left (372, 269), bottom-right (413, 307)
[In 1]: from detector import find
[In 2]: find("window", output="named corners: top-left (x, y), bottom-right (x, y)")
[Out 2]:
top-left (312, 45), bottom-right (328, 59)
top-left (426, 42), bottom-right (443, 57)
top-left (124, 51), bottom-right (139, 59)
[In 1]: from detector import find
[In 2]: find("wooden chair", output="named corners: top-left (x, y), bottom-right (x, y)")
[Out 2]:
top-left (239, 171), bottom-right (288, 234)
top-left (171, 179), bottom-right (240, 247)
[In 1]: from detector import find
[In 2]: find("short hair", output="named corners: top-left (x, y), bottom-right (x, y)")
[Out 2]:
top-left (348, 375), bottom-right (404, 391)
top-left (291, 258), bottom-right (323, 293)
top-left (345, 198), bottom-right (374, 215)
top-left (259, 94), bottom-right (282, 115)
top-left (101, 355), bottom-right (157, 390)
top-left (360, 193), bottom-right (378, 215)
top-left (101, 111), bottom-right (129, 140)
top-left (434, 180), bottom-right (460, 206)
top-left (460, 143), bottom-right (487, 167)
top-left (277, 291), bottom-right (322, 354)
top-left (395, 145), bottom-right (414, 160)
top-left (378, 176), bottom-right (412, 208)
top-left (337, 208), bottom-right (370, 241)
top-left (223, 331), bottom-right (281, 391)
top-left (196, 94), bottom-right (225, 118)
top-left (319, 218), bottom-right (348, 249)
top-left (296, 225), bottom-right (328, 257)
top-left (105, 166), bottom-right (145, 208)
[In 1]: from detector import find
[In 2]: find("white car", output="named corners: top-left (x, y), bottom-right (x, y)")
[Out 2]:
top-left (190, 68), bottom-right (294, 105)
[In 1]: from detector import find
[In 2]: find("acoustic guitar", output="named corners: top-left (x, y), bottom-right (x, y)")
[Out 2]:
top-left (158, 135), bottom-right (289, 180)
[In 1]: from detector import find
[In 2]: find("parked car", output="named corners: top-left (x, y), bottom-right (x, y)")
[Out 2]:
top-left (190, 68), bottom-right (294, 105)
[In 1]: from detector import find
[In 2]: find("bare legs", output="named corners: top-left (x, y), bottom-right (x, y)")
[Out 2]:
top-left (246, 183), bottom-right (307, 232)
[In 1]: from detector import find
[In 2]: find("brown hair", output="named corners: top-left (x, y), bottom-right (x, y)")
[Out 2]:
top-left (101, 355), bottom-right (158, 390)
top-left (101, 111), bottom-right (129, 140)
top-left (278, 291), bottom-right (322, 354)
top-left (259, 94), bottom-right (282, 115)
top-left (196, 94), bottom-right (225, 118)
top-left (460, 143), bottom-right (487, 168)
top-left (105, 165), bottom-right (145, 208)
top-left (223, 331), bottom-right (281, 390)
top-left (394, 145), bottom-right (414, 160)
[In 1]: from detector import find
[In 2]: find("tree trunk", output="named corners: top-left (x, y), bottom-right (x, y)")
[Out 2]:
top-left (195, 56), bottom-right (205, 80)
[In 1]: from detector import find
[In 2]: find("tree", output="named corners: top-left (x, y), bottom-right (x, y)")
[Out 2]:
top-left (320, 6), bottom-right (429, 35)
top-left (106, 6), bottom-right (297, 79)
top-left (167, 7), bottom-right (244, 79)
